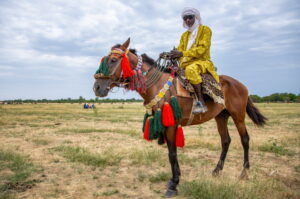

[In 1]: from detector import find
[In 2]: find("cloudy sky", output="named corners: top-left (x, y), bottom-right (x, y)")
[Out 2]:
top-left (0, 0), bottom-right (299, 100)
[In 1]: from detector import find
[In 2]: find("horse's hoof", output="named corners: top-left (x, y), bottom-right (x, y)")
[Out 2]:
top-left (165, 189), bottom-right (177, 198)
top-left (212, 169), bottom-right (220, 177)
top-left (239, 169), bottom-right (249, 180)
top-left (166, 180), bottom-right (177, 189)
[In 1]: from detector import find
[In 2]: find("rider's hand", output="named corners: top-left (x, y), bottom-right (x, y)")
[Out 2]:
top-left (170, 50), bottom-right (183, 59)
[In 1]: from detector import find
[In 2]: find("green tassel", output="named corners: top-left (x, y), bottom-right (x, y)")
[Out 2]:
top-left (170, 96), bottom-right (182, 120)
top-left (149, 117), bottom-right (155, 140)
top-left (95, 56), bottom-right (109, 75)
top-left (153, 109), bottom-right (165, 133)
top-left (142, 113), bottom-right (150, 132)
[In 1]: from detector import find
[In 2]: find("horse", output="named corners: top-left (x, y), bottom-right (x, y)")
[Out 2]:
top-left (93, 38), bottom-right (267, 197)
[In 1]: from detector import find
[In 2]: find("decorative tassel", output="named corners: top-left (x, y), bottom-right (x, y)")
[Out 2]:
top-left (153, 109), bottom-right (165, 133)
top-left (176, 125), bottom-right (185, 147)
top-left (149, 117), bottom-right (156, 140)
top-left (143, 118), bottom-right (150, 141)
top-left (142, 113), bottom-right (150, 132)
top-left (170, 96), bottom-right (182, 120)
top-left (95, 56), bottom-right (109, 75)
top-left (121, 54), bottom-right (134, 79)
top-left (162, 102), bottom-right (175, 127)
top-left (129, 70), bottom-right (137, 91)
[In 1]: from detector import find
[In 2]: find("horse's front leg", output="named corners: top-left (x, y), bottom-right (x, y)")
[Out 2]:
top-left (165, 125), bottom-right (181, 198)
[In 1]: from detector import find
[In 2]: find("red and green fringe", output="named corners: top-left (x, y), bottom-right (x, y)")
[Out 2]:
top-left (142, 113), bottom-right (150, 132)
top-left (162, 102), bottom-right (175, 127)
top-left (170, 96), bottom-right (182, 120)
top-left (142, 96), bottom-right (182, 145)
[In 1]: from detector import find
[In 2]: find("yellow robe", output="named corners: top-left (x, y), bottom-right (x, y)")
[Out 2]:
top-left (177, 25), bottom-right (219, 84)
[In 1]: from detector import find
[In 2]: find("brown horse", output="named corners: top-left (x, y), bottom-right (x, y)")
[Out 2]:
top-left (93, 38), bottom-right (267, 197)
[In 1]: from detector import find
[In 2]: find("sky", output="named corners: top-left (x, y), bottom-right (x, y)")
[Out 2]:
top-left (0, 0), bottom-right (299, 100)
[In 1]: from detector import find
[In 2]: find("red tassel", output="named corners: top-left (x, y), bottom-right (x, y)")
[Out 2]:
top-left (162, 102), bottom-right (175, 127)
top-left (176, 125), bottom-right (185, 147)
top-left (121, 54), bottom-right (134, 79)
top-left (143, 118), bottom-right (150, 141)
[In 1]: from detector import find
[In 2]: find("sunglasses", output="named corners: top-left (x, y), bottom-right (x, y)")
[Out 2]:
top-left (183, 15), bottom-right (195, 21)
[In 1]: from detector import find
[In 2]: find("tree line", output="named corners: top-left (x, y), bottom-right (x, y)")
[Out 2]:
top-left (249, 93), bottom-right (300, 103)
top-left (1, 97), bottom-right (143, 104)
top-left (1, 93), bottom-right (300, 104)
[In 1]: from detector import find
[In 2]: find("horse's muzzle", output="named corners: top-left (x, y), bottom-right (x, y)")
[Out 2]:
top-left (93, 81), bottom-right (110, 97)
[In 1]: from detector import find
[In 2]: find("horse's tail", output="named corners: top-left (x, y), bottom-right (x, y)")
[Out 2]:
top-left (246, 97), bottom-right (267, 127)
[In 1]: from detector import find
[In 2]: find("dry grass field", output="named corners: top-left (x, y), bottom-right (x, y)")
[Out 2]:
top-left (0, 102), bottom-right (299, 199)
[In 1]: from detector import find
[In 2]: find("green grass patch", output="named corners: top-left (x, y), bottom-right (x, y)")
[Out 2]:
top-left (57, 128), bottom-right (139, 137)
top-left (180, 180), bottom-right (262, 199)
top-left (57, 128), bottom-right (109, 134)
top-left (129, 148), bottom-right (166, 166)
top-left (186, 139), bottom-right (220, 151)
top-left (102, 188), bottom-right (119, 196)
top-left (52, 146), bottom-right (122, 167)
top-left (149, 171), bottom-right (170, 183)
top-left (32, 139), bottom-right (50, 146)
top-left (0, 149), bottom-right (37, 198)
top-left (258, 140), bottom-right (295, 156)
top-left (294, 165), bottom-right (300, 173)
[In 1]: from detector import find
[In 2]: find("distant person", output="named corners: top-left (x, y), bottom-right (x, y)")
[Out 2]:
top-left (83, 103), bottom-right (88, 109)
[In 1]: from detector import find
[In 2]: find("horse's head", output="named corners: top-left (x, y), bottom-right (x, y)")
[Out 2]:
top-left (93, 38), bottom-right (131, 97)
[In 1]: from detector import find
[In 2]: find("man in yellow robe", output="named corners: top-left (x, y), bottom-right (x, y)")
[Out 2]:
top-left (170, 7), bottom-right (219, 114)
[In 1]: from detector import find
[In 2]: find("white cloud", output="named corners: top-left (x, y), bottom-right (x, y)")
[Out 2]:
top-left (0, 0), bottom-right (299, 99)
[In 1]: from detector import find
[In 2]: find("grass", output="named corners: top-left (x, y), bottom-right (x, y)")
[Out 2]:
top-left (32, 139), bottom-right (50, 146)
top-left (51, 146), bottom-right (122, 167)
top-left (0, 103), bottom-right (299, 198)
top-left (258, 140), bottom-right (295, 156)
top-left (179, 178), bottom-right (283, 199)
top-left (129, 148), bottom-right (166, 166)
top-left (149, 171), bottom-right (171, 183)
top-left (56, 127), bottom-right (140, 137)
top-left (180, 180), bottom-right (242, 199)
top-left (0, 149), bottom-right (37, 198)
top-left (102, 188), bottom-right (119, 196)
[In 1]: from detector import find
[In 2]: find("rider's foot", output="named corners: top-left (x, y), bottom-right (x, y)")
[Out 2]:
top-left (192, 101), bottom-right (207, 114)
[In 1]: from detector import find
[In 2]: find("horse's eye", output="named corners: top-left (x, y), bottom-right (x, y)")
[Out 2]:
top-left (111, 58), bottom-right (118, 63)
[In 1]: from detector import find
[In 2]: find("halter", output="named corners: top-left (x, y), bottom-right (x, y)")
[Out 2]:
top-left (94, 48), bottom-right (145, 89)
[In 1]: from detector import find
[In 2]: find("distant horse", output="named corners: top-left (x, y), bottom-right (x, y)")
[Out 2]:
top-left (93, 39), bottom-right (267, 197)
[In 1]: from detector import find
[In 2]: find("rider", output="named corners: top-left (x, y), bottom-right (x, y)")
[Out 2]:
top-left (170, 7), bottom-right (219, 114)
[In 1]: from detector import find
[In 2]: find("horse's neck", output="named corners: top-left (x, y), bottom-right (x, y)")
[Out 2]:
top-left (140, 66), bottom-right (170, 104)
top-left (127, 52), bottom-right (169, 104)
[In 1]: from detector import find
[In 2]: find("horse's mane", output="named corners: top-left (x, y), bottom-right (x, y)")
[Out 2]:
top-left (129, 48), bottom-right (156, 67)
top-left (112, 44), bottom-right (157, 67)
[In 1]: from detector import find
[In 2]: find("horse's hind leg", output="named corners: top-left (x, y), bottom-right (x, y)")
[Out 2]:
top-left (232, 116), bottom-right (250, 179)
top-left (213, 109), bottom-right (231, 176)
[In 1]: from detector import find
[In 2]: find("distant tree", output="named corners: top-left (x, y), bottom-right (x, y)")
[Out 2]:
top-left (250, 95), bottom-right (261, 103)
top-left (78, 96), bottom-right (85, 103)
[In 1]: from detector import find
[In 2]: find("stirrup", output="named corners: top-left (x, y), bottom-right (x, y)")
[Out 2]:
top-left (192, 101), bottom-right (207, 114)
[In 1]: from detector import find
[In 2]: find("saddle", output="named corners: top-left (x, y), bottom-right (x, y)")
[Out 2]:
top-left (176, 69), bottom-right (225, 105)
top-left (157, 52), bottom-right (224, 105)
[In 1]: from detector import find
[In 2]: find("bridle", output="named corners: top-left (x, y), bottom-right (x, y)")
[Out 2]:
top-left (94, 48), bottom-right (133, 88)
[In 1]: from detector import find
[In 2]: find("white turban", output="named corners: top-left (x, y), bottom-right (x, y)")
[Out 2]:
top-left (181, 7), bottom-right (202, 32)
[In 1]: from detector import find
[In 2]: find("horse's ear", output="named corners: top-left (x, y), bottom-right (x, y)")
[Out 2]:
top-left (121, 38), bottom-right (130, 50)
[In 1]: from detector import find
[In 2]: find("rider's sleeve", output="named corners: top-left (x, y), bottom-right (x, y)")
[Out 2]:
top-left (177, 33), bottom-right (185, 52)
top-left (182, 26), bottom-right (212, 58)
